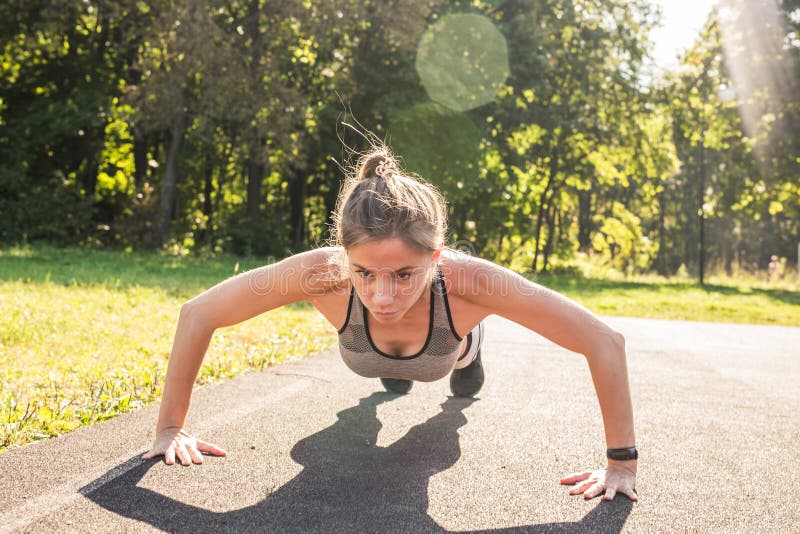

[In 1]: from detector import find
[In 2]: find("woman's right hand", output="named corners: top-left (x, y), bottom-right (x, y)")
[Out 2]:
top-left (141, 426), bottom-right (227, 466)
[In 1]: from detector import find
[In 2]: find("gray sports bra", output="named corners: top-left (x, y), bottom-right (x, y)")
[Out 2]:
top-left (337, 267), bottom-right (464, 382)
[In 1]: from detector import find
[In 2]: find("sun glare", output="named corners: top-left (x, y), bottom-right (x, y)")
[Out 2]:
top-left (717, 0), bottom-right (798, 160)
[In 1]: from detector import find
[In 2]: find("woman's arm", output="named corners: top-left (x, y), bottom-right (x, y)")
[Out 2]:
top-left (451, 256), bottom-right (637, 500)
top-left (144, 248), bottom-right (337, 465)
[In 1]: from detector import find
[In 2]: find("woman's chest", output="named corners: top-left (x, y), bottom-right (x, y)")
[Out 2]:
top-left (366, 311), bottom-right (433, 357)
top-left (313, 282), bottom-right (487, 356)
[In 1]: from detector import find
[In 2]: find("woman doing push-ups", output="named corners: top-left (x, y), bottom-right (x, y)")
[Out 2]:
top-left (143, 143), bottom-right (638, 502)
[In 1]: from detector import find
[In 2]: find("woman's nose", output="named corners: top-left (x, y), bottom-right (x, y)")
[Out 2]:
top-left (372, 289), bottom-right (394, 306)
top-left (372, 278), bottom-right (395, 305)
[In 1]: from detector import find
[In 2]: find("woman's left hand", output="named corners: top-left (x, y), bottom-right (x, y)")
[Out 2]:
top-left (560, 461), bottom-right (638, 501)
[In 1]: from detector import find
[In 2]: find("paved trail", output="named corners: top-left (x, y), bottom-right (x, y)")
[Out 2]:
top-left (1, 316), bottom-right (798, 533)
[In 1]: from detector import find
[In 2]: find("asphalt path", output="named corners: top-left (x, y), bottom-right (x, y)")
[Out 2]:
top-left (1, 315), bottom-right (798, 533)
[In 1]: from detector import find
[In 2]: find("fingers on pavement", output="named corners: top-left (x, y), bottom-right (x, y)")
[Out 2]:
top-left (197, 439), bottom-right (227, 457)
top-left (560, 470), bottom-right (593, 485)
top-left (187, 444), bottom-right (203, 464)
top-left (176, 442), bottom-right (192, 466)
top-left (165, 445), bottom-right (176, 465)
top-left (570, 479), bottom-right (595, 495)
top-left (583, 482), bottom-right (605, 499)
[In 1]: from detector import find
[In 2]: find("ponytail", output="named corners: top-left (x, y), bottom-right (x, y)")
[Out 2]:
top-left (330, 144), bottom-right (448, 254)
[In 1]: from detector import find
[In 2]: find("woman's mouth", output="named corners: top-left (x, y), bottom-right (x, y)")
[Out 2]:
top-left (374, 310), bottom-right (398, 319)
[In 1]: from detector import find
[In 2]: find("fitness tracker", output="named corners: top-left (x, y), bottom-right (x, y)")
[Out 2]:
top-left (607, 447), bottom-right (638, 461)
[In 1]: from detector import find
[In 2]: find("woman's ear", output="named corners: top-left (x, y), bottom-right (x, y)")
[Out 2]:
top-left (431, 246), bottom-right (443, 263)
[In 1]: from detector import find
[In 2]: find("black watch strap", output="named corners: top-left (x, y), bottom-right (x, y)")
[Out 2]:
top-left (607, 446), bottom-right (638, 461)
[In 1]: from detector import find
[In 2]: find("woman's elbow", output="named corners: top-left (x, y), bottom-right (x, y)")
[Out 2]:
top-left (179, 300), bottom-right (212, 330)
top-left (585, 327), bottom-right (626, 360)
top-left (610, 329), bottom-right (626, 353)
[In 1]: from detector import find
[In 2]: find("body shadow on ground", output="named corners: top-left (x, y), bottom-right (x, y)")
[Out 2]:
top-left (81, 393), bottom-right (632, 533)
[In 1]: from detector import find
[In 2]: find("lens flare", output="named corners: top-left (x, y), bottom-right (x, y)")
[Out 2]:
top-left (389, 102), bottom-right (482, 192)
top-left (717, 0), bottom-right (798, 161)
top-left (415, 13), bottom-right (510, 112)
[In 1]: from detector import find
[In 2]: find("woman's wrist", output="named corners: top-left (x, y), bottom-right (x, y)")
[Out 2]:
top-left (606, 445), bottom-right (638, 475)
top-left (156, 424), bottom-right (182, 435)
top-left (607, 458), bottom-right (637, 475)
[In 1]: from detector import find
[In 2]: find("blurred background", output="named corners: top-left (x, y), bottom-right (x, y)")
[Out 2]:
top-left (1, 0), bottom-right (798, 281)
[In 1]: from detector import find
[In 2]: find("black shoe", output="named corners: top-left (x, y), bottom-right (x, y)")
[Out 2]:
top-left (450, 349), bottom-right (484, 397)
top-left (380, 377), bottom-right (413, 394)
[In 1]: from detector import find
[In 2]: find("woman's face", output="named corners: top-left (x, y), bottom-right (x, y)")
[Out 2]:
top-left (346, 237), bottom-right (440, 323)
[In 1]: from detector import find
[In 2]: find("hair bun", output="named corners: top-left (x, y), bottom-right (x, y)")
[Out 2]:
top-left (358, 150), bottom-right (399, 180)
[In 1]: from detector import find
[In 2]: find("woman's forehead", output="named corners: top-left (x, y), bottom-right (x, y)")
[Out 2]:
top-left (346, 238), bottom-right (432, 270)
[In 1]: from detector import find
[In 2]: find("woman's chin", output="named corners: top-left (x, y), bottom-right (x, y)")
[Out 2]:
top-left (372, 310), bottom-right (401, 322)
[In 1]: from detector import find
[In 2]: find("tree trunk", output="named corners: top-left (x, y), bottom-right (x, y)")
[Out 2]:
top-left (322, 164), bottom-right (340, 241)
top-left (553, 205), bottom-right (561, 254)
top-left (697, 131), bottom-right (706, 285)
top-left (534, 178), bottom-right (560, 272)
top-left (655, 189), bottom-right (667, 275)
top-left (288, 167), bottom-right (307, 249)
top-left (682, 174), bottom-right (692, 274)
top-left (497, 229), bottom-right (507, 258)
top-left (81, 0), bottom-right (110, 200)
top-left (541, 194), bottom-right (558, 274)
top-left (243, 0), bottom-right (266, 250)
top-left (533, 134), bottom-right (563, 273)
top-left (577, 188), bottom-right (592, 251)
top-left (156, 111), bottom-right (187, 247)
top-left (532, 163), bottom-right (556, 273)
top-left (724, 218), bottom-right (734, 276)
top-left (132, 127), bottom-right (149, 190)
top-left (196, 156), bottom-right (214, 248)
top-left (246, 137), bottom-right (264, 235)
top-left (213, 140), bottom-right (234, 229)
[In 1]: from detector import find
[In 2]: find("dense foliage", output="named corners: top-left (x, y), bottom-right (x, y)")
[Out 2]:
top-left (1, 0), bottom-right (798, 279)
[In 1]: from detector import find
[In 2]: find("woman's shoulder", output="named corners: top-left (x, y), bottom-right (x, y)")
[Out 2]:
top-left (438, 248), bottom-right (501, 297)
top-left (278, 246), bottom-right (350, 297)
top-left (287, 245), bottom-right (344, 266)
top-left (438, 248), bottom-right (540, 303)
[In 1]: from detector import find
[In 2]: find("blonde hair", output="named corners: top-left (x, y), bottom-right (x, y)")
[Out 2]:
top-left (330, 145), bottom-right (448, 253)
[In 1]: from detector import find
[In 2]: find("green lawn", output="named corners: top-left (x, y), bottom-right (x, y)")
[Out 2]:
top-left (0, 244), bottom-right (335, 452)
top-left (540, 275), bottom-right (800, 326)
top-left (1, 244), bottom-right (798, 452)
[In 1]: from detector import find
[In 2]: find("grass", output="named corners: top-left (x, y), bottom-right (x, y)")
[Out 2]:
top-left (0, 244), bottom-right (335, 453)
top-left (1, 244), bottom-right (798, 453)
top-left (538, 274), bottom-right (800, 326)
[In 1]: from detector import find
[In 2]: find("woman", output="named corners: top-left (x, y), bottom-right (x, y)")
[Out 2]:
top-left (143, 146), bottom-right (638, 502)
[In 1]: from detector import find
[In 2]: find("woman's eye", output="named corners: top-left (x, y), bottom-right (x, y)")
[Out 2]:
top-left (355, 270), bottom-right (412, 280)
